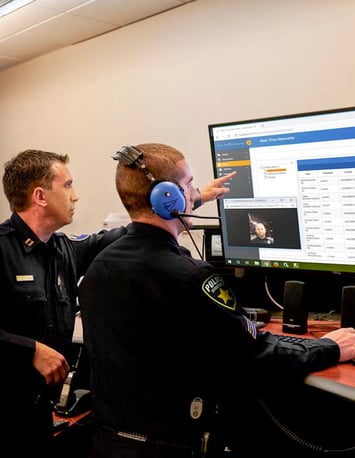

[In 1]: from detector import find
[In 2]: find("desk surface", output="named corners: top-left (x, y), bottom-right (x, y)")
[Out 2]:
top-left (264, 318), bottom-right (355, 400)
top-left (53, 410), bottom-right (92, 437)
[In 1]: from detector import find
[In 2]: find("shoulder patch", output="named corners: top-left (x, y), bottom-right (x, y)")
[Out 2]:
top-left (202, 274), bottom-right (237, 311)
top-left (66, 233), bottom-right (89, 241)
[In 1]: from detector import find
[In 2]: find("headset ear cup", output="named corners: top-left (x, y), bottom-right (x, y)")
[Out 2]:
top-left (150, 181), bottom-right (186, 220)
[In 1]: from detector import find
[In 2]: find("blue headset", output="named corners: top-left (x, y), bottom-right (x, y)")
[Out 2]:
top-left (112, 145), bottom-right (186, 220)
top-left (149, 180), bottom-right (185, 220)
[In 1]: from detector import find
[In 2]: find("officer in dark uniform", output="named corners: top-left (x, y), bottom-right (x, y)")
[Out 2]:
top-left (0, 148), bottom-right (234, 458)
top-left (79, 143), bottom-right (355, 458)
top-left (0, 149), bottom-right (128, 458)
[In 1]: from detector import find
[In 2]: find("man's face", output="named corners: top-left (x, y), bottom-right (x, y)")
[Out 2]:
top-left (177, 159), bottom-right (195, 229)
top-left (43, 161), bottom-right (80, 229)
top-left (255, 223), bottom-right (266, 238)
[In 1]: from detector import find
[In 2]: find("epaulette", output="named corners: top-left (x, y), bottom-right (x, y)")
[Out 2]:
top-left (0, 220), bottom-right (15, 236)
top-left (0, 226), bottom-right (14, 236)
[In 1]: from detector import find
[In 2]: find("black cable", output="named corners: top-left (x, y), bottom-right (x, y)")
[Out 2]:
top-left (178, 213), bottom-right (221, 219)
top-left (177, 215), bottom-right (204, 261)
top-left (258, 397), bottom-right (355, 454)
top-left (170, 210), bottom-right (220, 219)
top-left (264, 276), bottom-right (284, 310)
top-left (313, 310), bottom-right (337, 321)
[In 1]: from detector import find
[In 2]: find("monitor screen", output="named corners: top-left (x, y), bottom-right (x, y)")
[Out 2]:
top-left (208, 106), bottom-right (355, 274)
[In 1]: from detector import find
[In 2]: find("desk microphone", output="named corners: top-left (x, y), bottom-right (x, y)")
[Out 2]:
top-left (170, 210), bottom-right (221, 219)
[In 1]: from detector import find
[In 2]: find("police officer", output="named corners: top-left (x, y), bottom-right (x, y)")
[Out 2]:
top-left (251, 222), bottom-right (274, 245)
top-left (79, 143), bottom-right (355, 458)
top-left (0, 148), bottom-right (234, 458)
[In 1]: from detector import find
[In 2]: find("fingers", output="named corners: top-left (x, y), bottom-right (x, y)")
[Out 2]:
top-left (215, 171), bottom-right (237, 184)
top-left (45, 360), bottom-right (70, 385)
top-left (213, 171), bottom-right (236, 199)
top-left (33, 341), bottom-right (70, 385)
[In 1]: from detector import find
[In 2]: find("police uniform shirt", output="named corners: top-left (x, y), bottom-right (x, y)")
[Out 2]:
top-left (0, 212), bottom-right (127, 407)
top-left (79, 222), bottom-right (339, 437)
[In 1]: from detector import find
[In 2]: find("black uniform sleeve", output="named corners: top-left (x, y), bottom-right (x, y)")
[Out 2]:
top-left (196, 264), bottom-right (340, 384)
top-left (61, 226), bottom-right (128, 278)
top-left (0, 328), bottom-right (36, 359)
top-left (253, 331), bottom-right (340, 384)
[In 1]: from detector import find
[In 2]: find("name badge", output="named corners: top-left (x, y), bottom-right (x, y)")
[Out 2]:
top-left (16, 275), bottom-right (34, 282)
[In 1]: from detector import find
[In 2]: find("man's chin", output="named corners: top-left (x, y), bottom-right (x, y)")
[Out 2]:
top-left (62, 216), bottom-right (73, 226)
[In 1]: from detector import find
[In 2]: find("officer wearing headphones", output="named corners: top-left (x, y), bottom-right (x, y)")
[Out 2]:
top-left (79, 143), bottom-right (355, 458)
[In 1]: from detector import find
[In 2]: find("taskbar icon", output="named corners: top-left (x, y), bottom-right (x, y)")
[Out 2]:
top-left (227, 259), bottom-right (300, 269)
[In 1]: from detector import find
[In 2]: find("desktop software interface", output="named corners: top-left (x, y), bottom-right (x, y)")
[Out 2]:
top-left (210, 108), bottom-right (355, 271)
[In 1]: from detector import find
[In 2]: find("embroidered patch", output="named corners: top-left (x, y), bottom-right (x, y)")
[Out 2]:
top-left (66, 233), bottom-right (89, 241)
top-left (240, 315), bottom-right (257, 339)
top-left (202, 274), bottom-right (236, 311)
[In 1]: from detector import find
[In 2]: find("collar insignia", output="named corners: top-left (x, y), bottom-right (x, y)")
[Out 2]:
top-left (24, 238), bottom-right (35, 247)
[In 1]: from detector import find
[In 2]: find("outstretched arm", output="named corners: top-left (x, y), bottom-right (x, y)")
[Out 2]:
top-left (194, 171), bottom-right (237, 209)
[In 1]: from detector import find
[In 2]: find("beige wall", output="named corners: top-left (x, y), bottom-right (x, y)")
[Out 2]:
top-left (0, 0), bottom-right (354, 234)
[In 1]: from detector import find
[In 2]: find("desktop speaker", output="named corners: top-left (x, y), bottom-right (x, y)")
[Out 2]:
top-left (282, 280), bottom-right (308, 335)
top-left (341, 285), bottom-right (355, 328)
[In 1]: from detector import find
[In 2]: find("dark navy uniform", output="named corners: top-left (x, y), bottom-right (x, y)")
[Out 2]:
top-left (0, 213), bottom-right (127, 458)
top-left (79, 222), bottom-right (339, 457)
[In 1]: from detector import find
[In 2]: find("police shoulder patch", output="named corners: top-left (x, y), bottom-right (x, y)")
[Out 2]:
top-left (66, 233), bottom-right (89, 241)
top-left (202, 274), bottom-right (236, 311)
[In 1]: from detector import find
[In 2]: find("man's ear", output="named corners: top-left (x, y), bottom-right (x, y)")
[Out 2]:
top-left (33, 187), bottom-right (46, 206)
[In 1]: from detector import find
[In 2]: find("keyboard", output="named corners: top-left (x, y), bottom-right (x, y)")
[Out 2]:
top-left (273, 333), bottom-right (313, 344)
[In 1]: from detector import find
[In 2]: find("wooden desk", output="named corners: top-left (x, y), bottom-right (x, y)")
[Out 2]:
top-left (265, 317), bottom-right (355, 400)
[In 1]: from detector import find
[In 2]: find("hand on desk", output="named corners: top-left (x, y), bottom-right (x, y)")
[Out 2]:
top-left (321, 327), bottom-right (355, 362)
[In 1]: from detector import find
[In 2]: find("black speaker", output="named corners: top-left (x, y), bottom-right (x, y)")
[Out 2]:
top-left (282, 280), bottom-right (308, 334)
top-left (341, 285), bottom-right (355, 328)
top-left (149, 181), bottom-right (186, 220)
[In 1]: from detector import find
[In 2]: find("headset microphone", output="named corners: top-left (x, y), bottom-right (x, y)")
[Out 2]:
top-left (170, 209), bottom-right (221, 219)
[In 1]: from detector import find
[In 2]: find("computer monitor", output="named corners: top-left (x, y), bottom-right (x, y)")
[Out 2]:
top-left (208, 106), bottom-right (355, 275)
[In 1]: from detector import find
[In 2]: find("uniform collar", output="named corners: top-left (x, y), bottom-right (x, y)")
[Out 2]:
top-left (11, 213), bottom-right (46, 253)
top-left (127, 221), bottom-right (178, 244)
